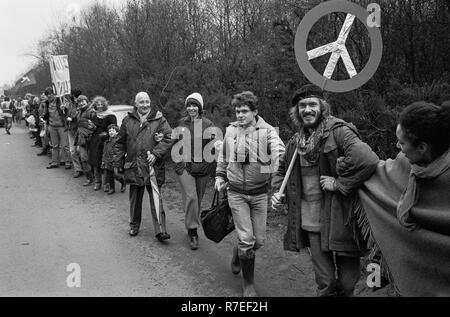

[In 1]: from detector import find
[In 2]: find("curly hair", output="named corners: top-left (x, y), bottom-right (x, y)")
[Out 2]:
top-left (92, 96), bottom-right (109, 109)
top-left (231, 91), bottom-right (258, 111)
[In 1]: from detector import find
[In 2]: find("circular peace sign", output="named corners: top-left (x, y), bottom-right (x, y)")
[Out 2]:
top-left (295, 0), bottom-right (383, 93)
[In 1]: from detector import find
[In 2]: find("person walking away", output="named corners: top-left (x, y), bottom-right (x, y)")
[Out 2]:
top-left (1, 97), bottom-right (13, 135)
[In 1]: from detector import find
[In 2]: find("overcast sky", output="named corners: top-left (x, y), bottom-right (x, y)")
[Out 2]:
top-left (0, 0), bottom-right (126, 87)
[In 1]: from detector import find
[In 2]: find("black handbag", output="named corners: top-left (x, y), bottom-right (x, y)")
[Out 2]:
top-left (201, 190), bottom-right (235, 243)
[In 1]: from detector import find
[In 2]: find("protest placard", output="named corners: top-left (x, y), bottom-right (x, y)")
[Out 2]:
top-left (49, 55), bottom-right (71, 97)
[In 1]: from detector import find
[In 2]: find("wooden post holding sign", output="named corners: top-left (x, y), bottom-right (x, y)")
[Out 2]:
top-left (272, 146), bottom-right (299, 211)
top-left (49, 55), bottom-right (71, 97)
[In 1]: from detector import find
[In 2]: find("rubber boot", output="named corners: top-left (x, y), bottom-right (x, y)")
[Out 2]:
top-left (231, 246), bottom-right (241, 275)
top-left (239, 252), bottom-right (257, 297)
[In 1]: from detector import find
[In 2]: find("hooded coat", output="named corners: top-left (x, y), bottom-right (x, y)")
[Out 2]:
top-left (271, 102), bottom-right (379, 254)
top-left (113, 108), bottom-right (174, 187)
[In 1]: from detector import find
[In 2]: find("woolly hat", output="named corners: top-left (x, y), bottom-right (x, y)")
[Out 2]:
top-left (291, 84), bottom-right (325, 107)
top-left (185, 93), bottom-right (204, 113)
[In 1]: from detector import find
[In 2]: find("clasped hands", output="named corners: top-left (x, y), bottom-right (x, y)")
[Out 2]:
top-left (271, 176), bottom-right (338, 210)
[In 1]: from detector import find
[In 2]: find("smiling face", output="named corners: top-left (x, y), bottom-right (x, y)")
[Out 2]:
top-left (94, 100), bottom-right (108, 112)
top-left (298, 97), bottom-right (322, 129)
top-left (186, 102), bottom-right (200, 120)
top-left (109, 128), bottom-right (119, 138)
top-left (396, 124), bottom-right (430, 165)
top-left (78, 99), bottom-right (88, 109)
top-left (135, 95), bottom-right (151, 116)
top-left (236, 105), bottom-right (257, 128)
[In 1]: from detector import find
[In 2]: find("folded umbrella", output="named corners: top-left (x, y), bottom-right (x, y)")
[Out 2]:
top-left (149, 164), bottom-right (163, 232)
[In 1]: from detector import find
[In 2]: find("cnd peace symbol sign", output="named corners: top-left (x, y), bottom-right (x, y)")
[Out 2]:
top-left (295, 0), bottom-right (383, 93)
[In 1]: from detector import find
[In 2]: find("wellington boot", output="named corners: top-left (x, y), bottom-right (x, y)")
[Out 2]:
top-left (231, 246), bottom-right (241, 275)
top-left (239, 256), bottom-right (257, 297)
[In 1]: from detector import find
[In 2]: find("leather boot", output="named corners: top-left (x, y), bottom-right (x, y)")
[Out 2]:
top-left (188, 229), bottom-right (199, 250)
top-left (239, 253), bottom-right (257, 297)
top-left (231, 246), bottom-right (241, 275)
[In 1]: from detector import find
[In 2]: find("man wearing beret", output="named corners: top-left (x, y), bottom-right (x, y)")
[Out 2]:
top-left (271, 84), bottom-right (379, 297)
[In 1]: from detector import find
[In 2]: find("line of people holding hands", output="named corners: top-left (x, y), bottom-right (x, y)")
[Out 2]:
top-left (28, 84), bottom-right (450, 297)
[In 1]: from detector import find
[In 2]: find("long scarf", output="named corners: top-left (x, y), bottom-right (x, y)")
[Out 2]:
top-left (95, 108), bottom-right (115, 119)
top-left (297, 118), bottom-right (329, 164)
top-left (397, 150), bottom-right (450, 231)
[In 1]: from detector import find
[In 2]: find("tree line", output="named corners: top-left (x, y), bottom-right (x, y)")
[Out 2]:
top-left (16, 0), bottom-right (450, 159)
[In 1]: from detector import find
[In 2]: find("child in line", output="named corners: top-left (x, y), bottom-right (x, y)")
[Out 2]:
top-left (102, 124), bottom-right (126, 195)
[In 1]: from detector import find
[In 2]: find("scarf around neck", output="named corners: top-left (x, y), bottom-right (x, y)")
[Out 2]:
top-left (297, 117), bottom-right (329, 164)
top-left (397, 149), bottom-right (450, 231)
top-left (95, 108), bottom-right (115, 119)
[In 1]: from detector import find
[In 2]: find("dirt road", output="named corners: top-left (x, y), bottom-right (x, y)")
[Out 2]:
top-left (0, 125), bottom-right (319, 297)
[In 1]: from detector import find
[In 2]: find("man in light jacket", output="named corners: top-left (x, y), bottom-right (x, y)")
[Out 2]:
top-left (215, 91), bottom-right (285, 297)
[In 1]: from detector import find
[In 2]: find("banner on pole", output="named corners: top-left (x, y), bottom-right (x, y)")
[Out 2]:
top-left (49, 55), bottom-right (71, 97)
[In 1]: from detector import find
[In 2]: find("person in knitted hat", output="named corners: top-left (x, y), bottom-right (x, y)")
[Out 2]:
top-left (271, 83), bottom-right (379, 297)
top-left (175, 92), bottom-right (218, 250)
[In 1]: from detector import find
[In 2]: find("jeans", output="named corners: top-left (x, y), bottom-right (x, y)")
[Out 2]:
top-left (308, 232), bottom-right (361, 297)
top-left (77, 146), bottom-right (91, 173)
top-left (177, 171), bottom-right (209, 231)
top-left (129, 185), bottom-right (167, 235)
top-left (227, 191), bottom-right (267, 257)
top-left (49, 126), bottom-right (69, 164)
top-left (68, 130), bottom-right (82, 172)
